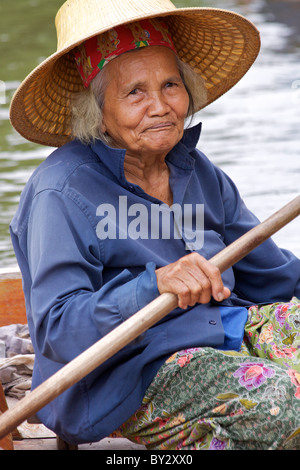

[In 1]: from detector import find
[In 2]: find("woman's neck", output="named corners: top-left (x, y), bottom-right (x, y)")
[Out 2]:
top-left (124, 153), bottom-right (173, 206)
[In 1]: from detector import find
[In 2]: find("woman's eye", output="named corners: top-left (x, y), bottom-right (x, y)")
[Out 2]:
top-left (165, 82), bottom-right (176, 88)
top-left (129, 88), bottom-right (139, 95)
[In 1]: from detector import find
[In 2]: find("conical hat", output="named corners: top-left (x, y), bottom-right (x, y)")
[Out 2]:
top-left (9, 0), bottom-right (260, 147)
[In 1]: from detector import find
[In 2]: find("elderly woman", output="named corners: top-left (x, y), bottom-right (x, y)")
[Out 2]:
top-left (9, 0), bottom-right (300, 450)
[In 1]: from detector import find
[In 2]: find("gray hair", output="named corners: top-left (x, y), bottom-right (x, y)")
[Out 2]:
top-left (71, 54), bottom-right (207, 146)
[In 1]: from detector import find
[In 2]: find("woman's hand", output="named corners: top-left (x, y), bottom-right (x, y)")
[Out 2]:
top-left (155, 252), bottom-right (231, 309)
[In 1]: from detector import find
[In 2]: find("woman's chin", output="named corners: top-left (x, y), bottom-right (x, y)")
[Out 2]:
top-left (142, 130), bottom-right (182, 154)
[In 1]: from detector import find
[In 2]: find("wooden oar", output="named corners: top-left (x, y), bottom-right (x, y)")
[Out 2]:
top-left (0, 195), bottom-right (299, 440)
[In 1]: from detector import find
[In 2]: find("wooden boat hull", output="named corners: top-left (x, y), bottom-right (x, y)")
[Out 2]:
top-left (0, 271), bottom-right (26, 327)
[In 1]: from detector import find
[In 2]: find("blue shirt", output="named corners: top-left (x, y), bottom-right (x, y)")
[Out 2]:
top-left (10, 123), bottom-right (300, 444)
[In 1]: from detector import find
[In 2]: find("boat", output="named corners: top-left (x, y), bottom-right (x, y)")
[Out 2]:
top-left (0, 268), bottom-right (145, 451)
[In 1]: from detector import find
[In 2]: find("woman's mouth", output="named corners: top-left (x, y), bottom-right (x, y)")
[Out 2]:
top-left (146, 122), bottom-right (174, 131)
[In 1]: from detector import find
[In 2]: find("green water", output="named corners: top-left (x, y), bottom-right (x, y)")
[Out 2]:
top-left (0, 0), bottom-right (63, 152)
top-left (0, 0), bottom-right (61, 81)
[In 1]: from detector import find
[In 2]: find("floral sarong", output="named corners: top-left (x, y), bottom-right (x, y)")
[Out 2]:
top-left (118, 297), bottom-right (300, 450)
top-left (245, 297), bottom-right (300, 371)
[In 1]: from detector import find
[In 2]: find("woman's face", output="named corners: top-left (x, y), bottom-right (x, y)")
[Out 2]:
top-left (101, 46), bottom-right (190, 160)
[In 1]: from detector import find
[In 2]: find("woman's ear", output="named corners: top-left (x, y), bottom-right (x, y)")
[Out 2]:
top-left (100, 119), bottom-right (107, 134)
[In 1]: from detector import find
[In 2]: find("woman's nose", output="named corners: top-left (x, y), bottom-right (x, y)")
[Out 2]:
top-left (148, 91), bottom-right (170, 116)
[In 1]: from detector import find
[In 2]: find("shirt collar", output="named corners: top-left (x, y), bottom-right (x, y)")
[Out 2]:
top-left (90, 122), bottom-right (202, 186)
top-left (181, 121), bottom-right (202, 152)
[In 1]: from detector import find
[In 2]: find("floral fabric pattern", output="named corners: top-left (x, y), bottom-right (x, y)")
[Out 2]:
top-left (233, 362), bottom-right (275, 391)
top-left (118, 298), bottom-right (300, 450)
top-left (245, 297), bottom-right (300, 370)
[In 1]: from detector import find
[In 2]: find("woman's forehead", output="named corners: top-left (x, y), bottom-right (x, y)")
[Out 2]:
top-left (106, 46), bottom-right (179, 82)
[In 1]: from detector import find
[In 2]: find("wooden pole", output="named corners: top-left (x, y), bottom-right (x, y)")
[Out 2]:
top-left (0, 195), bottom-right (299, 440)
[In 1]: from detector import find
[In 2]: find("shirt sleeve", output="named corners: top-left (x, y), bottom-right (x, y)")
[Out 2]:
top-left (217, 168), bottom-right (300, 303)
top-left (27, 189), bottom-right (160, 364)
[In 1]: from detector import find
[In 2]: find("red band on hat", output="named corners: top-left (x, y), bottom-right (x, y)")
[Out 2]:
top-left (74, 18), bottom-right (177, 88)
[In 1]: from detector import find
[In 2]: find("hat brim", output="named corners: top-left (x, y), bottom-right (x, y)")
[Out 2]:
top-left (9, 8), bottom-right (260, 147)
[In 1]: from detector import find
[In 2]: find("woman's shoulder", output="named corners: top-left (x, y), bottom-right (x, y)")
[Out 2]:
top-left (191, 147), bottom-right (226, 183)
top-left (26, 139), bottom-right (99, 195)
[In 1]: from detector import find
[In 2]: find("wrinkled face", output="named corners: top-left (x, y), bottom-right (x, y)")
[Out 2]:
top-left (101, 46), bottom-right (190, 159)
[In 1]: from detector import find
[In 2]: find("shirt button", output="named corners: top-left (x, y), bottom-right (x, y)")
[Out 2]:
top-left (185, 242), bottom-right (196, 251)
top-left (209, 320), bottom-right (217, 325)
top-left (128, 185), bottom-right (134, 192)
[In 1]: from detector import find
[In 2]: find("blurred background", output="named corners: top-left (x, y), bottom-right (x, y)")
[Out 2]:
top-left (0, 0), bottom-right (299, 271)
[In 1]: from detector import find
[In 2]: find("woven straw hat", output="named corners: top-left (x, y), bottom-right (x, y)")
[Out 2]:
top-left (9, 0), bottom-right (260, 147)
